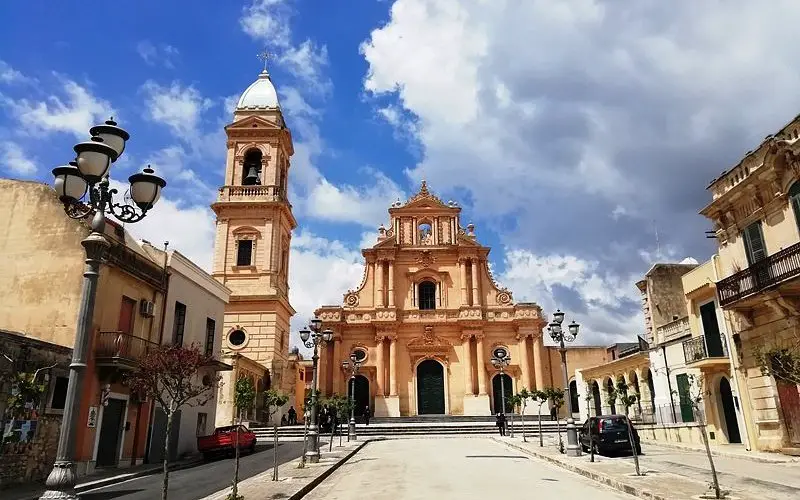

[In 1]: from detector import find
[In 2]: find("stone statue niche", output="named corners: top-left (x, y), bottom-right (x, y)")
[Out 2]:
top-left (418, 222), bottom-right (433, 245)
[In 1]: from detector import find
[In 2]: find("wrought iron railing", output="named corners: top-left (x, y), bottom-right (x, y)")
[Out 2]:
top-left (682, 334), bottom-right (728, 364)
top-left (95, 331), bottom-right (157, 364)
top-left (717, 241), bottom-right (800, 307)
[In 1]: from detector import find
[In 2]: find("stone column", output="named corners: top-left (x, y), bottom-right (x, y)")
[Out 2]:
top-left (518, 334), bottom-right (531, 390)
top-left (636, 368), bottom-right (652, 419)
top-left (389, 335), bottom-right (398, 396)
top-left (459, 258), bottom-right (469, 305)
top-left (332, 336), bottom-right (342, 395)
top-left (375, 335), bottom-right (385, 397)
top-left (476, 334), bottom-right (487, 395)
top-left (533, 334), bottom-right (545, 391)
top-left (462, 334), bottom-right (474, 395)
top-left (471, 257), bottom-right (480, 306)
top-left (375, 260), bottom-right (384, 308)
top-left (600, 380), bottom-right (612, 415)
top-left (387, 260), bottom-right (395, 307)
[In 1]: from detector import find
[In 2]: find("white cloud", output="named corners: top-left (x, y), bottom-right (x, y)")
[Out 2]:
top-left (278, 40), bottom-right (331, 95)
top-left (498, 249), bottom-right (644, 346)
top-left (0, 141), bottom-right (36, 175)
top-left (1, 77), bottom-right (114, 138)
top-left (239, 0), bottom-right (292, 48)
top-left (303, 172), bottom-right (406, 227)
top-left (140, 80), bottom-right (213, 138)
top-left (0, 60), bottom-right (32, 85)
top-left (136, 40), bottom-right (180, 68)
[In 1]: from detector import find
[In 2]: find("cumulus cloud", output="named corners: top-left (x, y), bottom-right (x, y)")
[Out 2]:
top-left (140, 80), bottom-right (214, 138)
top-left (0, 60), bottom-right (33, 85)
top-left (239, 0), bottom-right (293, 48)
top-left (136, 40), bottom-right (180, 68)
top-left (0, 141), bottom-right (36, 175)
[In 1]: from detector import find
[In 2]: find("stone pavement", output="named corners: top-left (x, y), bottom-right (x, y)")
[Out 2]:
top-left (500, 435), bottom-right (800, 500)
top-left (639, 438), bottom-right (800, 464)
top-left (304, 437), bottom-right (634, 500)
top-left (198, 437), bottom-right (365, 500)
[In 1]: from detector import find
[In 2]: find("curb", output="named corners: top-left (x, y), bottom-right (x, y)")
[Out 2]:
top-left (497, 439), bottom-right (668, 500)
top-left (289, 439), bottom-right (373, 500)
top-left (639, 440), bottom-right (799, 464)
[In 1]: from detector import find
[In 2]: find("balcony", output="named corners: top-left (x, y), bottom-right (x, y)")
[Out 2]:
top-left (656, 316), bottom-right (692, 344)
top-left (95, 331), bottom-right (157, 369)
top-left (216, 185), bottom-right (288, 204)
top-left (683, 334), bottom-right (729, 368)
top-left (717, 241), bottom-right (800, 307)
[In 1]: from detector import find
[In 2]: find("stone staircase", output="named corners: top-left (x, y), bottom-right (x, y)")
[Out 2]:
top-left (251, 415), bottom-right (562, 440)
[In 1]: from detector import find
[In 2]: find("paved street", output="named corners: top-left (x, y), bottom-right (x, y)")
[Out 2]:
top-left (75, 441), bottom-right (305, 500)
top-left (305, 438), bottom-right (632, 500)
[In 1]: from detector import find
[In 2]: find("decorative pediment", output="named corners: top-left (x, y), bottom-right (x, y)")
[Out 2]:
top-left (226, 115), bottom-right (282, 131)
top-left (407, 325), bottom-right (452, 356)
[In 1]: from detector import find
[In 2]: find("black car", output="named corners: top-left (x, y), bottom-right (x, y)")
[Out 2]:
top-left (579, 415), bottom-right (641, 456)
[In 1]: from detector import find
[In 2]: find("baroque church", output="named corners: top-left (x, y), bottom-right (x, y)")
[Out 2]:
top-left (314, 184), bottom-right (607, 417)
top-left (210, 65), bottom-right (297, 423)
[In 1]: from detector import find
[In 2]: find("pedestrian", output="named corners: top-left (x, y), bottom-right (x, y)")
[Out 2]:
top-left (280, 414), bottom-right (287, 426)
top-left (364, 405), bottom-right (370, 426)
top-left (496, 413), bottom-right (505, 436)
top-left (287, 406), bottom-right (297, 425)
top-left (550, 405), bottom-right (557, 421)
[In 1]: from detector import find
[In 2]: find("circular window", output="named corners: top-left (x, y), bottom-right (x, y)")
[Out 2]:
top-left (492, 346), bottom-right (509, 359)
top-left (352, 349), bottom-right (367, 362)
top-left (228, 329), bottom-right (246, 347)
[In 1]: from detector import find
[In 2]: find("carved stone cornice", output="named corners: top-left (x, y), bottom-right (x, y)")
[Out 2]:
top-left (459, 333), bottom-right (473, 342)
top-left (374, 335), bottom-right (386, 344)
top-left (473, 333), bottom-right (485, 341)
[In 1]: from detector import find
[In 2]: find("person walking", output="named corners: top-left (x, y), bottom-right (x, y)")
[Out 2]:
top-left (287, 406), bottom-right (297, 425)
top-left (496, 413), bottom-right (506, 436)
top-left (364, 404), bottom-right (370, 426)
top-left (550, 404), bottom-right (557, 421)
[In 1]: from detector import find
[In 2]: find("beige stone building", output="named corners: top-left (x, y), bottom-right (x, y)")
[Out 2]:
top-left (700, 114), bottom-right (800, 452)
top-left (314, 183), bottom-right (608, 417)
top-left (210, 67), bottom-right (297, 416)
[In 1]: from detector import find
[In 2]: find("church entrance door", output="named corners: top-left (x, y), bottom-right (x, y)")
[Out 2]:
top-left (416, 360), bottom-right (446, 415)
top-left (349, 375), bottom-right (370, 418)
top-left (492, 374), bottom-right (513, 414)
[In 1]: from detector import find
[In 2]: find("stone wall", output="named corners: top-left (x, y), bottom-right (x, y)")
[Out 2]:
top-left (0, 416), bottom-right (62, 489)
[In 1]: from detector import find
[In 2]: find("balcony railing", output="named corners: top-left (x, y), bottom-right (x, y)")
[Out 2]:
top-left (683, 334), bottom-right (729, 364)
top-left (95, 331), bottom-right (157, 367)
top-left (656, 316), bottom-right (692, 343)
top-left (717, 241), bottom-right (800, 307)
top-left (106, 243), bottom-right (166, 291)
top-left (216, 185), bottom-right (289, 204)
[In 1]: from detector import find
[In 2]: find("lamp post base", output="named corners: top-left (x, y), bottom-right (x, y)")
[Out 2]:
top-left (348, 418), bottom-right (357, 441)
top-left (565, 418), bottom-right (582, 457)
top-left (304, 427), bottom-right (320, 463)
top-left (40, 461), bottom-right (78, 499)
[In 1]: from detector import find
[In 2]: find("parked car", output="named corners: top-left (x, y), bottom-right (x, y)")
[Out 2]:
top-left (197, 425), bottom-right (257, 460)
top-left (579, 415), bottom-right (641, 456)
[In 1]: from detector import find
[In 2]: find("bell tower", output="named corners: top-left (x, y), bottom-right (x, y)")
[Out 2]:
top-left (211, 64), bottom-right (296, 392)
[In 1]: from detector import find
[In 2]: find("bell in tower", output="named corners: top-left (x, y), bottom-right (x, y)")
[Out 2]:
top-left (242, 149), bottom-right (262, 185)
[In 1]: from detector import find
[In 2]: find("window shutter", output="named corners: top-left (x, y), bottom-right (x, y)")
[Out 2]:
top-left (744, 221), bottom-right (766, 265)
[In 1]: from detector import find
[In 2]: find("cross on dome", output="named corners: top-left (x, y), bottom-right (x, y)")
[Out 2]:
top-left (257, 48), bottom-right (272, 74)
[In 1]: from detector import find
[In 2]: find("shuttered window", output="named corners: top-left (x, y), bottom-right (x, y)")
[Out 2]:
top-left (743, 221), bottom-right (766, 266)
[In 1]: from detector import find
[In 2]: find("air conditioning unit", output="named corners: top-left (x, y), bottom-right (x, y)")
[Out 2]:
top-left (139, 300), bottom-right (155, 318)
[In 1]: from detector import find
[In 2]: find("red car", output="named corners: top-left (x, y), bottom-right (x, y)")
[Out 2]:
top-left (197, 425), bottom-right (257, 459)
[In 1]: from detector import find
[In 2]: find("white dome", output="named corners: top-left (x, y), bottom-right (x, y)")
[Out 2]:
top-left (236, 70), bottom-right (280, 110)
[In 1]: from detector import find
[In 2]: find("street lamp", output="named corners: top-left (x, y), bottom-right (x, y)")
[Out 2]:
top-left (41, 119), bottom-right (165, 500)
top-left (341, 352), bottom-right (362, 441)
top-left (548, 309), bottom-right (581, 457)
top-left (490, 347), bottom-right (511, 425)
top-left (299, 319), bottom-right (332, 464)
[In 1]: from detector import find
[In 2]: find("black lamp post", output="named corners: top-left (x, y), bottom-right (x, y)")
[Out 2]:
top-left (341, 352), bottom-right (362, 441)
top-left (41, 119), bottom-right (166, 500)
top-left (299, 318), bottom-right (332, 464)
top-left (490, 347), bottom-right (511, 418)
top-left (548, 309), bottom-right (581, 457)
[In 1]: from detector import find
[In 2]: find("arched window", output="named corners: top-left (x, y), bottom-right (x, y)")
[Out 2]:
top-left (242, 149), bottom-right (263, 185)
top-left (418, 281), bottom-right (437, 310)
top-left (789, 182), bottom-right (800, 234)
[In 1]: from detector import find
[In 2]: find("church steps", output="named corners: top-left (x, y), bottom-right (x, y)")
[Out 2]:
top-left (252, 421), bottom-right (562, 439)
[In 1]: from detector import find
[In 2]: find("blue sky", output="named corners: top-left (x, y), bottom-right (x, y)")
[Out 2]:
top-left (3, 0), bottom-right (800, 348)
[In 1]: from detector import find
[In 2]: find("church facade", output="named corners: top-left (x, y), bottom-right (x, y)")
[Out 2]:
top-left (210, 67), bottom-right (297, 417)
top-left (314, 183), bottom-right (608, 417)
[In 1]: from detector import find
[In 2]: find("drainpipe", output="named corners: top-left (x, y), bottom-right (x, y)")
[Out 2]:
top-left (662, 345), bottom-right (677, 423)
top-left (713, 254), bottom-right (753, 451)
top-left (144, 242), bottom-right (171, 463)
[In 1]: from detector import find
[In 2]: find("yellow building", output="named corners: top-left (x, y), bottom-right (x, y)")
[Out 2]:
top-left (700, 114), bottom-right (800, 452)
top-left (210, 67), bottom-right (297, 409)
top-left (314, 183), bottom-right (608, 417)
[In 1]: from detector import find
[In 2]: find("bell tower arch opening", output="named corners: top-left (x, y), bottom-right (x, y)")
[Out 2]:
top-left (242, 148), bottom-right (263, 185)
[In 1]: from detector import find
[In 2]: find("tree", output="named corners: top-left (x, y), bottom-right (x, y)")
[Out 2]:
top-left (755, 344), bottom-right (800, 385)
top-left (262, 388), bottom-right (289, 425)
top-left (531, 389), bottom-right (549, 447)
top-left (686, 374), bottom-right (726, 499)
top-left (615, 379), bottom-right (641, 476)
top-left (584, 393), bottom-right (595, 417)
top-left (126, 344), bottom-right (218, 500)
top-left (228, 377), bottom-right (256, 500)
top-left (510, 389), bottom-right (531, 442)
top-left (545, 388), bottom-right (565, 453)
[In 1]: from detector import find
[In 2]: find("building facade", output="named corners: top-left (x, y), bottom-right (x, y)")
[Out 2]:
top-left (210, 67), bottom-right (298, 420)
top-left (314, 183), bottom-right (607, 417)
top-left (701, 114), bottom-right (800, 451)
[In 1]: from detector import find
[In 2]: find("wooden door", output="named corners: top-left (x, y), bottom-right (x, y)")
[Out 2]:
top-left (777, 381), bottom-right (800, 445)
top-left (118, 297), bottom-right (136, 334)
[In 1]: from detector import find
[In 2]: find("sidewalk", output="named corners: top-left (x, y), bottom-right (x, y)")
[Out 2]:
top-left (639, 438), bottom-right (799, 464)
top-left (4, 455), bottom-right (203, 500)
top-left (198, 437), bottom-right (372, 500)
top-left (498, 436), bottom-right (800, 500)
